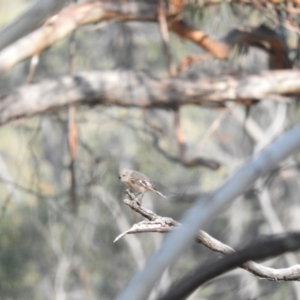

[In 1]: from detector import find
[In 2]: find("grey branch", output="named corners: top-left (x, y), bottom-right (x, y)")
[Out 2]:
top-left (158, 232), bottom-right (300, 300)
top-left (114, 189), bottom-right (180, 242)
top-left (196, 230), bottom-right (300, 281)
top-left (0, 70), bottom-right (300, 126)
top-left (116, 190), bottom-right (300, 282)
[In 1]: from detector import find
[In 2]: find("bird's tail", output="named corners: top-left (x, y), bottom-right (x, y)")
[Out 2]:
top-left (155, 190), bottom-right (167, 198)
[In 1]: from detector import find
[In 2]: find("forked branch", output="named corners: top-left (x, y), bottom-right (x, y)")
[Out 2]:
top-left (114, 189), bottom-right (180, 242)
top-left (115, 189), bottom-right (300, 288)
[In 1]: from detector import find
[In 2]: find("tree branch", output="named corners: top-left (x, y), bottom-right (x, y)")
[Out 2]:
top-left (0, 2), bottom-right (290, 71)
top-left (0, 0), bottom-right (69, 51)
top-left (149, 123), bottom-right (221, 170)
top-left (168, 19), bottom-right (230, 60)
top-left (114, 189), bottom-right (180, 242)
top-left (0, 69), bottom-right (299, 126)
top-left (158, 232), bottom-right (300, 300)
top-left (116, 190), bottom-right (300, 284)
top-left (0, 0), bottom-right (182, 71)
top-left (196, 230), bottom-right (300, 281)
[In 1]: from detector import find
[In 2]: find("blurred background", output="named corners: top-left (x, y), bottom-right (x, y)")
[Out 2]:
top-left (0, 0), bottom-right (300, 299)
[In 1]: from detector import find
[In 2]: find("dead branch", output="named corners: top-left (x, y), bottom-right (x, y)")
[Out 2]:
top-left (116, 189), bottom-right (300, 283)
top-left (0, 69), bottom-right (299, 126)
top-left (158, 232), bottom-right (300, 300)
top-left (114, 189), bottom-right (180, 242)
top-left (196, 230), bottom-right (300, 280)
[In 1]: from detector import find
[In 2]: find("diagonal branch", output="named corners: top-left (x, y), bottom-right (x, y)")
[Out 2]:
top-left (168, 19), bottom-right (230, 59)
top-left (0, 0), bottom-right (69, 51)
top-left (158, 232), bottom-right (300, 300)
top-left (0, 0), bottom-right (182, 71)
top-left (196, 230), bottom-right (300, 281)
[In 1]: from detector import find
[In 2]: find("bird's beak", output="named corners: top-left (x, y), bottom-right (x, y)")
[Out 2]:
top-left (118, 175), bottom-right (121, 179)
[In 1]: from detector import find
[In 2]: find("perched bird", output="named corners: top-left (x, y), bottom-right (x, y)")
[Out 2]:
top-left (119, 169), bottom-right (166, 199)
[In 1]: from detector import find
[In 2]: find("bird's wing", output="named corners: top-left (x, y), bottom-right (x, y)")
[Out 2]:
top-left (139, 180), bottom-right (167, 198)
top-left (138, 179), bottom-right (155, 190)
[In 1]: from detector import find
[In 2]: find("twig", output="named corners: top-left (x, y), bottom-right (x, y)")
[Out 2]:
top-left (174, 109), bottom-right (185, 157)
top-left (150, 127), bottom-right (221, 170)
top-left (198, 109), bottom-right (229, 149)
top-left (177, 53), bottom-right (211, 73)
top-left (68, 30), bottom-right (78, 214)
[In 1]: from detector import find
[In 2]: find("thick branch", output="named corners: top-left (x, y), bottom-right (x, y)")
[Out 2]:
top-left (0, 1), bottom-right (182, 71)
top-left (196, 230), bottom-right (300, 280)
top-left (158, 232), bottom-right (300, 300)
top-left (0, 3), bottom-right (108, 70)
top-left (0, 0), bottom-right (69, 51)
top-left (0, 70), bottom-right (299, 126)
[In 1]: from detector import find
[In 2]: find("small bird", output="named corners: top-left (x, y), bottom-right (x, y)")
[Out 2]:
top-left (119, 169), bottom-right (167, 199)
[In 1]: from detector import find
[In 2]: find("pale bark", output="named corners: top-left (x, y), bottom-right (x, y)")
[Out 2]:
top-left (0, 0), bottom-right (69, 51)
top-left (0, 70), bottom-right (299, 126)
